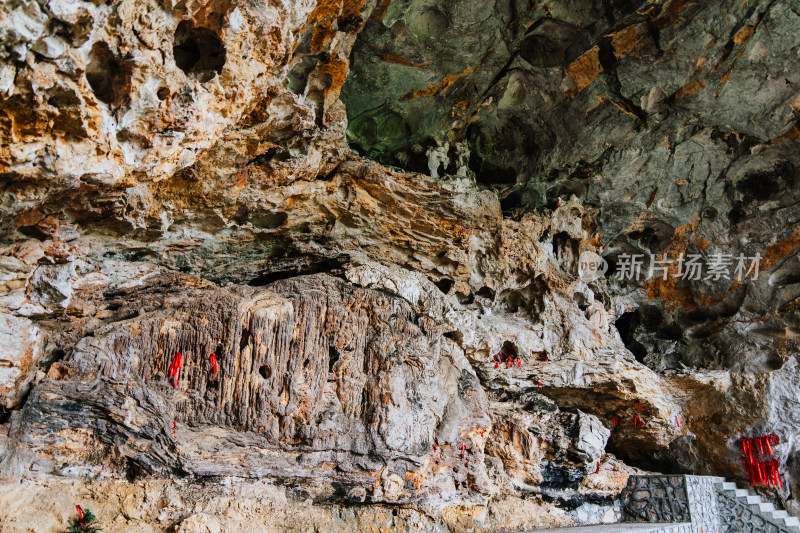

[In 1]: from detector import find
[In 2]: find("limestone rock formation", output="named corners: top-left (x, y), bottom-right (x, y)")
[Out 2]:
top-left (1, 0), bottom-right (800, 531)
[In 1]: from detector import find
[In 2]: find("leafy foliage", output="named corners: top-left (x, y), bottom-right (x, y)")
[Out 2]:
top-left (67, 507), bottom-right (102, 533)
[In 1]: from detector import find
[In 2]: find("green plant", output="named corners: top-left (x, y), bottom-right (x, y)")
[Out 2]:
top-left (68, 506), bottom-right (102, 533)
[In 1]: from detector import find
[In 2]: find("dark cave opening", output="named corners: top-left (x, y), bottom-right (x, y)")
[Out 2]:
top-left (248, 259), bottom-right (342, 286)
top-left (258, 364), bottom-right (271, 380)
top-left (86, 41), bottom-right (132, 106)
top-left (457, 291), bottom-right (474, 305)
top-left (466, 122), bottom-right (519, 186)
top-left (328, 345), bottom-right (339, 374)
top-left (476, 286), bottom-right (495, 300)
top-left (250, 211), bottom-right (289, 230)
top-left (173, 21), bottom-right (226, 82)
top-left (604, 436), bottom-right (680, 475)
top-left (433, 278), bottom-right (454, 294)
top-left (443, 331), bottom-right (464, 344)
top-left (552, 232), bottom-right (580, 276)
top-left (614, 311), bottom-right (648, 363)
top-left (500, 340), bottom-right (518, 360)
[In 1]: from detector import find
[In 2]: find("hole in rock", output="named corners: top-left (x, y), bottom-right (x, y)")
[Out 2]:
top-left (124, 459), bottom-right (148, 482)
top-left (701, 206), bottom-right (717, 220)
top-left (552, 232), bottom-right (579, 275)
top-left (156, 86), bottom-right (170, 100)
top-left (500, 187), bottom-right (530, 214)
top-left (248, 259), bottom-right (342, 286)
top-left (476, 286), bottom-right (495, 300)
top-left (457, 291), bottom-right (474, 305)
top-left (443, 331), bottom-right (463, 344)
top-left (466, 119), bottom-right (534, 186)
top-left (328, 346), bottom-right (339, 373)
top-left (173, 20), bottom-right (226, 82)
top-left (251, 211), bottom-right (288, 230)
top-left (303, 358), bottom-right (310, 369)
top-left (518, 19), bottom-right (583, 68)
top-left (496, 341), bottom-right (519, 364)
top-left (737, 160), bottom-right (795, 202)
top-left (605, 436), bottom-right (677, 475)
top-left (615, 312), bottom-right (647, 363)
top-left (248, 148), bottom-right (292, 166)
top-left (258, 365), bottom-right (272, 380)
top-left (287, 55), bottom-right (319, 95)
top-left (48, 348), bottom-right (66, 364)
top-left (18, 225), bottom-right (48, 241)
top-left (501, 341), bottom-right (518, 358)
top-left (316, 167), bottom-right (337, 182)
top-left (86, 41), bottom-right (132, 106)
top-left (573, 292), bottom-right (590, 311)
top-left (503, 291), bottom-right (526, 313)
top-left (433, 278), bottom-right (454, 294)
top-left (627, 223), bottom-right (674, 253)
top-left (469, 154), bottom-right (517, 186)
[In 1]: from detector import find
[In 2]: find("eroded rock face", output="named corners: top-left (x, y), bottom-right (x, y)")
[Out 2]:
top-left (2, 0), bottom-right (800, 530)
top-left (0, 313), bottom-right (43, 409)
top-left (6, 276), bottom-right (492, 492)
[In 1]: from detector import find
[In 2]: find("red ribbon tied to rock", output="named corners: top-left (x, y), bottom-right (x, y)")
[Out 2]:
top-left (168, 352), bottom-right (182, 388)
top-left (741, 434), bottom-right (782, 487)
top-left (210, 353), bottom-right (218, 373)
top-left (76, 505), bottom-right (84, 524)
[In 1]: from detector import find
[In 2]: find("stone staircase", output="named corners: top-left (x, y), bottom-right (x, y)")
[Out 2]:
top-left (621, 475), bottom-right (799, 533)
top-left (715, 480), bottom-right (799, 533)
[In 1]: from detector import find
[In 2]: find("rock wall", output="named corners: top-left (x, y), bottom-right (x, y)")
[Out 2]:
top-left (1, 0), bottom-right (800, 531)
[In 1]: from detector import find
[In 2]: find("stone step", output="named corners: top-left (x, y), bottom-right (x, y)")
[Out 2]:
top-left (784, 515), bottom-right (800, 527)
top-left (755, 501), bottom-right (776, 513)
top-left (782, 521), bottom-right (800, 533)
top-left (720, 482), bottom-right (800, 533)
top-left (745, 494), bottom-right (763, 505)
top-left (621, 475), bottom-right (800, 533)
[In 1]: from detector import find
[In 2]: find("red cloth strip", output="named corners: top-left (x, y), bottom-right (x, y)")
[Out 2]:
top-left (169, 352), bottom-right (182, 388)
